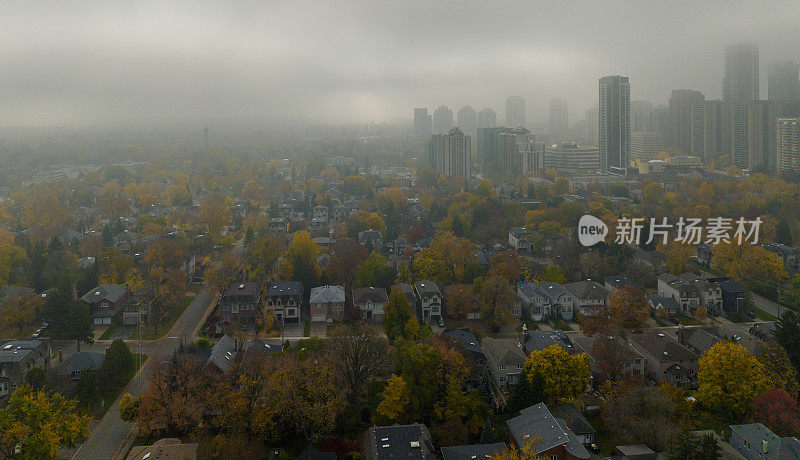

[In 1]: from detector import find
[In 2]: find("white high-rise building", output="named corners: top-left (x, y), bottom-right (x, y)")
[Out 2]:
top-left (457, 105), bottom-right (477, 134)
top-left (427, 128), bottom-right (471, 179)
top-left (778, 118), bottom-right (800, 174)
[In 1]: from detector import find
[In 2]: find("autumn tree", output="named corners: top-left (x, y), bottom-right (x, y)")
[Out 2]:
top-left (664, 243), bottom-right (694, 276)
top-left (489, 251), bottom-right (526, 281)
top-left (197, 193), bottom-right (232, 243)
top-left (608, 285), bottom-right (649, 329)
top-left (522, 345), bottom-right (590, 403)
top-left (146, 266), bottom-right (186, 335)
top-left (475, 276), bottom-right (515, 332)
top-left (138, 355), bottom-right (208, 437)
top-left (355, 252), bottom-right (395, 288)
top-left (0, 292), bottom-right (43, 337)
top-left (774, 311), bottom-right (800, 372)
top-left (97, 248), bottom-right (135, 285)
top-left (668, 429), bottom-right (721, 460)
top-left (444, 284), bottom-right (474, 320)
top-left (382, 288), bottom-right (414, 342)
top-left (602, 382), bottom-right (679, 452)
top-left (327, 323), bottom-right (390, 424)
top-left (698, 341), bottom-right (770, 420)
top-left (280, 230), bottom-right (321, 289)
top-left (377, 375), bottom-right (409, 422)
top-left (100, 339), bottom-right (135, 388)
top-left (412, 249), bottom-right (450, 285)
top-left (0, 385), bottom-right (90, 459)
top-left (752, 388), bottom-right (800, 437)
top-left (755, 341), bottom-right (799, 398)
top-left (0, 242), bottom-right (27, 286)
top-left (327, 239), bottom-right (369, 290)
top-left (144, 238), bottom-right (185, 269)
top-left (245, 235), bottom-right (284, 280)
top-left (205, 253), bottom-right (241, 295)
top-left (712, 242), bottom-right (787, 288)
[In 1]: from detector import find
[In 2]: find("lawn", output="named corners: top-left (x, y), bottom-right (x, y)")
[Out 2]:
top-left (676, 314), bottom-right (701, 326)
top-left (752, 307), bottom-right (778, 322)
top-left (139, 295), bottom-right (193, 340)
top-left (98, 325), bottom-right (119, 340)
top-left (549, 318), bottom-right (569, 330)
top-left (303, 321), bottom-right (310, 337)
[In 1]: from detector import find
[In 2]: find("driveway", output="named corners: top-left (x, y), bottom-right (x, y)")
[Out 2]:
top-left (309, 322), bottom-right (327, 338)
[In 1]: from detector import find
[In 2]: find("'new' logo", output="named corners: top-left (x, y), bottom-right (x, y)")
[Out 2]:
top-left (578, 215), bottom-right (608, 247)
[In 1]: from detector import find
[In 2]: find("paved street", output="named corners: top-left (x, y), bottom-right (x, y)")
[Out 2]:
top-left (71, 288), bottom-right (216, 460)
top-left (751, 292), bottom-right (792, 319)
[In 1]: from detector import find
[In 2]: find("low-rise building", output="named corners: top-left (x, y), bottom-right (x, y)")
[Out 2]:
top-left (441, 444), bottom-right (508, 460)
top-left (363, 423), bottom-right (436, 460)
top-left (81, 284), bottom-right (130, 325)
top-left (0, 339), bottom-right (50, 391)
top-left (219, 281), bottom-right (262, 325)
top-left (414, 280), bottom-right (442, 325)
top-left (309, 285), bottom-right (345, 323)
top-left (126, 438), bottom-right (199, 460)
top-left (627, 330), bottom-right (698, 388)
top-left (352, 287), bottom-right (389, 322)
top-left (729, 423), bottom-right (800, 460)
top-left (562, 280), bottom-right (609, 316)
top-left (482, 337), bottom-right (525, 389)
top-left (657, 273), bottom-right (700, 315)
top-left (506, 403), bottom-right (590, 459)
top-left (265, 281), bottom-right (304, 324)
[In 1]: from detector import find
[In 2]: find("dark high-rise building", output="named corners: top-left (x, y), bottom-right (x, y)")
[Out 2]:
top-left (549, 97), bottom-right (569, 135)
top-left (691, 100), bottom-right (726, 163)
top-left (599, 75), bottom-right (630, 171)
top-left (456, 105), bottom-right (477, 134)
top-left (769, 61), bottom-right (800, 102)
top-left (630, 100), bottom-right (655, 133)
top-left (777, 117), bottom-right (800, 174)
top-left (477, 127), bottom-right (512, 173)
top-left (432, 105), bottom-right (454, 134)
top-left (724, 43), bottom-right (759, 103)
top-left (427, 128), bottom-right (471, 178)
top-left (653, 104), bottom-right (670, 137)
top-left (505, 95), bottom-right (525, 127)
top-left (499, 126), bottom-right (545, 174)
top-left (669, 89), bottom-right (705, 155)
top-left (477, 108), bottom-right (496, 129)
top-left (413, 108), bottom-right (432, 137)
top-left (583, 106), bottom-right (599, 144)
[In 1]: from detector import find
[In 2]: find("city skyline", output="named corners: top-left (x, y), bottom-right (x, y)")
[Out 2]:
top-left (2, 1), bottom-right (799, 126)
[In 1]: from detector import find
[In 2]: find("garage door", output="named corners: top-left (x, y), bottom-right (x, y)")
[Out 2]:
top-left (311, 315), bottom-right (326, 322)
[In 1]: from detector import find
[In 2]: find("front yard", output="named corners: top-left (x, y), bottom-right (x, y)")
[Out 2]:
top-left (138, 295), bottom-right (194, 340)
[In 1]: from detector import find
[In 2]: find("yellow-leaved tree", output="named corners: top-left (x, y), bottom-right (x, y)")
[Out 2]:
top-left (522, 345), bottom-right (591, 403)
top-left (698, 341), bottom-right (770, 420)
top-left (377, 375), bottom-right (409, 422)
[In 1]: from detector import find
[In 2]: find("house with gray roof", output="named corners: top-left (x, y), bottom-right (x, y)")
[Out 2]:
top-left (628, 330), bottom-right (698, 388)
top-left (363, 423), bottom-right (436, 460)
top-left (205, 335), bottom-right (237, 373)
top-left (81, 284), bottom-right (130, 325)
top-left (266, 281), bottom-right (303, 324)
top-left (443, 328), bottom-right (485, 388)
top-left (563, 280), bottom-right (609, 316)
top-left (55, 351), bottom-right (105, 381)
top-left (309, 285), bottom-right (345, 323)
top-left (571, 333), bottom-right (645, 381)
top-left (551, 403), bottom-right (595, 445)
top-left (521, 328), bottom-right (576, 355)
top-left (441, 443), bottom-right (507, 460)
top-left (392, 283), bottom-right (419, 311)
top-left (482, 337), bottom-right (525, 391)
top-left (219, 281), bottom-right (262, 325)
top-left (0, 339), bottom-right (50, 391)
top-left (353, 287), bottom-right (389, 322)
top-left (413, 280), bottom-right (442, 325)
top-left (604, 274), bottom-right (641, 293)
top-left (358, 229), bottom-right (384, 248)
top-left (729, 423), bottom-right (800, 460)
top-left (647, 294), bottom-right (680, 316)
top-left (517, 283), bottom-right (574, 321)
top-left (506, 403), bottom-right (590, 459)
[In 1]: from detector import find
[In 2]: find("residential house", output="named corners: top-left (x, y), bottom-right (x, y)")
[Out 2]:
top-left (205, 335), bottom-right (237, 373)
top-left (0, 377), bottom-right (9, 400)
top-left (678, 326), bottom-right (760, 355)
top-left (266, 282), bottom-right (304, 324)
top-left (443, 328), bottom-right (485, 388)
top-left (506, 403), bottom-right (590, 459)
top-left (358, 229), bottom-right (384, 248)
top-left (482, 337), bottom-right (526, 391)
top-left (113, 230), bottom-right (139, 254)
top-left (729, 423), bottom-right (800, 460)
top-left (517, 283), bottom-right (574, 321)
top-left (414, 280), bottom-right (442, 325)
top-left (508, 227), bottom-right (537, 253)
top-left (633, 248), bottom-right (666, 271)
top-left (647, 294), bottom-right (680, 316)
top-left (571, 333), bottom-right (646, 381)
top-left (604, 275), bottom-right (641, 293)
top-left (126, 438), bottom-right (199, 460)
top-left (657, 273), bottom-right (700, 315)
top-left (551, 403), bottom-right (596, 445)
top-left (562, 280), bottom-right (609, 316)
top-left (762, 243), bottom-right (800, 274)
top-left (441, 444), bottom-right (508, 460)
top-left (80, 284), bottom-right (130, 325)
top-left (392, 283), bottom-right (419, 311)
top-left (219, 281), bottom-right (262, 325)
top-left (627, 330), bottom-right (699, 388)
top-left (521, 328), bottom-right (576, 355)
top-left (679, 273), bottom-right (722, 309)
top-left (696, 243), bottom-right (713, 267)
top-left (0, 339), bottom-right (50, 391)
top-left (121, 290), bottom-right (152, 326)
top-left (353, 287), bottom-right (389, 322)
top-left (444, 285), bottom-right (479, 319)
top-left (363, 423), bottom-right (436, 460)
top-left (710, 278), bottom-right (747, 315)
top-left (55, 351), bottom-right (105, 381)
top-left (309, 285), bottom-right (345, 323)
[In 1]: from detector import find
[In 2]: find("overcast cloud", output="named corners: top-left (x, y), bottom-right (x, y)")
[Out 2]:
top-left (2, 0), bottom-right (799, 126)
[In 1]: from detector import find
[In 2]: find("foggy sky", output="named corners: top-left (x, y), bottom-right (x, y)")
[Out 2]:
top-left (2, 0), bottom-right (799, 127)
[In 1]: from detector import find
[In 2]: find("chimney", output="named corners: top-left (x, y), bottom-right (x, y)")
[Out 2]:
top-left (762, 440), bottom-right (768, 454)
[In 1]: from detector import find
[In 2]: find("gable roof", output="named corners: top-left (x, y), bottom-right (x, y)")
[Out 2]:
top-left (563, 280), bottom-right (609, 301)
top-left (414, 280), bottom-right (441, 297)
top-left (629, 330), bottom-right (698, 362)
top-left (80, 284), bottom-right (128, 304)
top-left (551, 403), bottom-right (595, 437)
top-left (266, 281), bottom-right (303, 297)
top-left (441, 443), bottom-right (508, 460)
top-left (55, 352), bottom-right (105, 375)
top-left (353, 287), bottom-right (389, 304)
top-left (206, 335), bottom-right (237, 373)
top-left (443, 328), bottom-right (484, 361)
top-left (364, 423), bottom-right (436, 460)
top-left (523, 329), bottom-right (575, 354)
top-left (223, 281), bottom-right (262, 299)
top-left (506, 403), bottom-right (590, 459)
top-left (730, 423), bottom-right (800, 460)
top-left (482, 337), bottom-right (525, 366)
top-left (309, 285), bottom-right (345, 304)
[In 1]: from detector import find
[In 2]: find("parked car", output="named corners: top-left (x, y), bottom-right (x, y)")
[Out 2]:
top-left (437, 317), bottom-right (445, 328)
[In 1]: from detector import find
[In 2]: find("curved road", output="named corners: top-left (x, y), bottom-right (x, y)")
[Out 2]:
top-left (71, 288), bottom-right (216, 460)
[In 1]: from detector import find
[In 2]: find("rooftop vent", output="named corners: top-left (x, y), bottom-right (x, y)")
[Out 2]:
top-left (239, 284), bottom-right (245, 289)
top-left (410, 441), bottom-right (420, 448)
